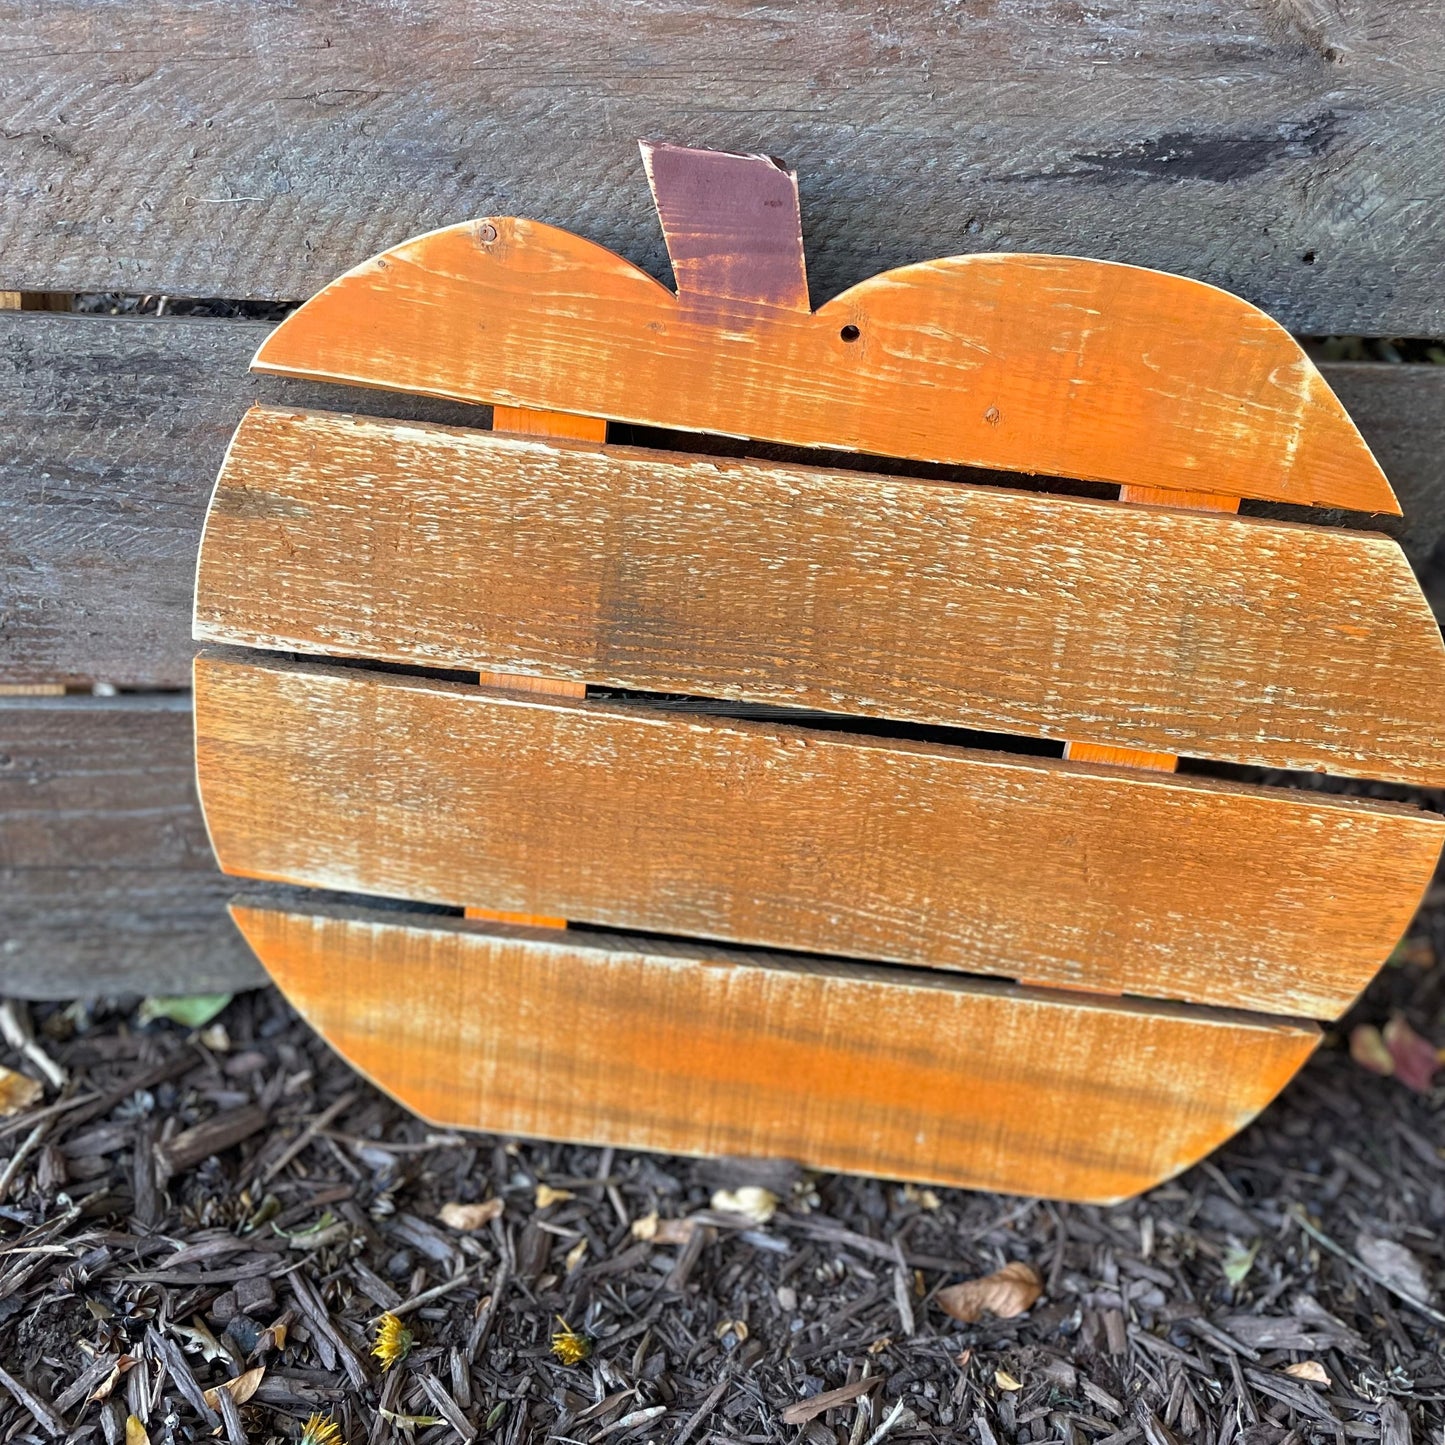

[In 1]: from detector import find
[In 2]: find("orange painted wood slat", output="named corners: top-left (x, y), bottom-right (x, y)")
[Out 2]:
top-left (250, 217), bottom-right (1396, 513)
top-left (464, 906), bottom-right (567, 929)
top-left (491, 406), bottom-right (607, 443)
top-left (232, 899), bottom-right (1320, 1203)
top-left (1118, 485), bottom-right (1242, 514)
top-left (1062, 742), bottom-right (1179, 773)
top-left (193, 653), bottom-right (1442, 1020)
top-left (196, 406), bottom-right (1445, 787)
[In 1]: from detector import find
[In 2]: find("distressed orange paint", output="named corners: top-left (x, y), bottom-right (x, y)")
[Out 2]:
top-left (233, 900), bottom-right (1320, 1204)
top-left (194, 144), bottom-right (1443, 1196)
top-left (252, 220), bottom-right (1396, 513)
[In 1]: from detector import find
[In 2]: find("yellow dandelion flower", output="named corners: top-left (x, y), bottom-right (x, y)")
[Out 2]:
top-left (371, 1312), bottom-right (414, 1371)
top-left (300, 1415), bottom-right (341, 1445)
top-left (550, 1316), bottom-right (592, 1366)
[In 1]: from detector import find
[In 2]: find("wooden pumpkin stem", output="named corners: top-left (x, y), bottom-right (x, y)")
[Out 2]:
top-left (640, 140), bottom-right (811, 314)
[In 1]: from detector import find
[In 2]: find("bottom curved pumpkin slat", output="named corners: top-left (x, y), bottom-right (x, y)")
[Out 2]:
top-left (232, 899), bottom-right (1319, 1204)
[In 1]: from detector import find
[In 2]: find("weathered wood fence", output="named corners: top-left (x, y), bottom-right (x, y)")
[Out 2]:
top-left (2, 0), bottom-right (1443, 995)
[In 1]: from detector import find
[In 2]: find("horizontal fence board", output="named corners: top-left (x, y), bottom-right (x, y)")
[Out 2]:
top-left (0, 312), bottom-right (488, 688)
top-left (237, 900), bottom-right (1320, 1202)
top-left (198, 405), bottom-right (1445, 785)
top-left (194, 653), bottom-right (1441, 1019)
top-left (2, 3), bottom-right (1444, 334)
top-left (0, 698), bottom-right (264, 997)
top-left (3, 313), bottom-right (1443, 691)
top-left (1265, 365), bottom-right (1445, 622)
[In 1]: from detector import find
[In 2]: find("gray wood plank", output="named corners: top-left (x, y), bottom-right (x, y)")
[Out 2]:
top-left (2, 1), bottom-right (1444, 333)
top-left (0, 696), bottom-right (264, 997)
top-left (0, 311), bottom-right (489, 688)
top-left (1318, 366), bottom-right (1445, 622)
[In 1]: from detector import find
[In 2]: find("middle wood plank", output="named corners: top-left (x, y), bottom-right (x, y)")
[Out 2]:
top-left (193, 652), bottom-right (1441, 1019)
top-left (195, 406), bottom-right (1445, 786)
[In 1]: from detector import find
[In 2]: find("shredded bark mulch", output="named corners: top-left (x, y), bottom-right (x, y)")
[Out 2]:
top-left (2, 890), bottom-right (1443, 1445)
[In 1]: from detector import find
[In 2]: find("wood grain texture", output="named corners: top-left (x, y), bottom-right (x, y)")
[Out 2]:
top-left (234, 900), bottom-right (1320, 1201)
top-left (476, 401), bottom-right (596, 705)
top-left (0, 697), bottom-right (264, 997)
top-left (196, 406), bottom-right (1445, 786)
top-left (3, 1), bottom-right (1443, 335)
top-left (470, 403), bottom-right (587, 925)
top-left (1120, 486), bottom-right (1241, 513)
top-left (0, 312), bottom-right (491, 688)
top-left (6, 312), bottom-right (1442, 690)
top-left (641, 142), bottom-right (811, 312)
top-left (253, 220), bottom-right (1394, 512)
top-left (490, 407), bottom-right (606, 443)
top-left (1078, 488), bottom-right (1243, 769)
top-left (194, 653), bottom-right (1442, 1019)
top-left (1062, 743), bottom-right (1178, 773)
top-left (1264, 363), bottom-right (1445, 621)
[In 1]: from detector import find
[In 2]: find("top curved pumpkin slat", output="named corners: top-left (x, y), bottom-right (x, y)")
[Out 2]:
top-left (253, 217), bottom-right (1398, 514)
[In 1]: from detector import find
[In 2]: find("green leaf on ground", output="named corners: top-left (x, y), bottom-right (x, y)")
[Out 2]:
top-left (136, 993), bottom-right (233, 1029)
top-left (1222, 1241), bottom-right (1259, 1288)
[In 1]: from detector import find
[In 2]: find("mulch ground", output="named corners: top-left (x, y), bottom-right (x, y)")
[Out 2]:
top-left (2, 889), bottom-right (1443, 1445)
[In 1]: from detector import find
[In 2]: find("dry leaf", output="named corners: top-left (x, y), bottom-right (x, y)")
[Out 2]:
top-left (199, 1023), bottom-right (231, 1052)
top-left (710, 1186), bottom-right (778, 1224)
top-left (609, 1408), bottom-right (666, 1434)
top-left (1383, 1015), bottom-right (1440, 1093)
top-left (1349, 1024), bottom-right (1394, 1077)
top-left (379, 1410), bottom-right (443, 1428)
top-left (902, 1183), bottom-right (941, 1211)
top-left (633, 1209), bottom-right (709, 1244)
top-left (203, 1367), bottom-right (265, 1410)
top-left (535, 1184), bottom-right (574, 1208)
top-left (0, 1064), bottom-right (42, 1117)
top-left (1283, 1361), bottom-right (1330, 1386)
top-left (86, 1357), bottom-right (135, 1405)
top-left (1355, 1234), bottom-right (1432, 1303)
top-left (438, 1198), bottom-right (504, 1231)
top-left (126, 1417), bottom-right (150, 1445)
top-left (936, 1261), bottom-right (1042, 1323)
top-left (994, 1370), bottom-right (1023, 1392)
top-left (780, 1378), bottom-right (875, 1425)
top-left (1350, 1015), bottom-right (1441, 1093)
top-left (172, 1318), bottom-right (228, 1363)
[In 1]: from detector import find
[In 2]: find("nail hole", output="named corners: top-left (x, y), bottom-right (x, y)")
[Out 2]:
top-left (839, 325), bottom-right (861, 343)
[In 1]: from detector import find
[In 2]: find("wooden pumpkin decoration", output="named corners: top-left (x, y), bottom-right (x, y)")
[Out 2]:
top-left (193, 143), bottom-right (1445, 1203)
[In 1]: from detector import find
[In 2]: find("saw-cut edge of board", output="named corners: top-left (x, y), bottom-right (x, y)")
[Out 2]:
top-left (231, 898), bottom-right (1321, 1203)
top-left (193, 651), bottom-right (1444, 1020)
top-left (249, 216), bottom-right (1397, 514)
top-left (196, 404), bottom-right (1445, 786)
